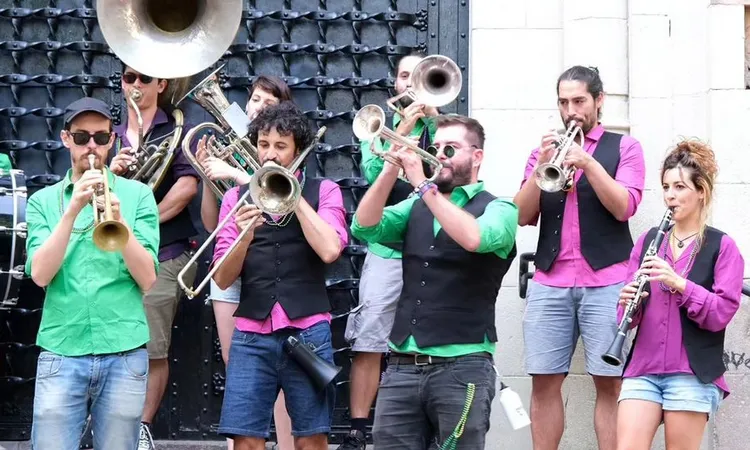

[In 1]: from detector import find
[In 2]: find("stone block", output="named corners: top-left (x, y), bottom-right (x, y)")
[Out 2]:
top-left (707, 4), bottom-right (746, 89)
top-left (669, 10), bottom-right (709, 96)
top-left (672, 93), bottom-right (709, 140)
top-left (563, 0), bottom-right (628, 21)
top-left (707, 90), bottom-right (750, 185)
top-left (711, 184), bottom-right (750, 276)
top-left (630, 0), bottom-right (671, 15)
top-left (562, 18), bottom-right (629, 96)
top-left (471, 0), bottom-right (526, 30)
top-left (525, 0), bottom-right (564, 29)
top-left (628, 15), bottom-right (671, 98)
top-left (495, 288), bottom-right (530, 377)
top-left (628, 97), bottom-right (673, 190)
top-left (470, 29), bottom-right (563, 110)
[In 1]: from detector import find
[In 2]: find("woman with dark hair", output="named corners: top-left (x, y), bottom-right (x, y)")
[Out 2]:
top-left (616, 139), bottom-right (744, 449)
top-left (196, 75), bottom-right (295, 450)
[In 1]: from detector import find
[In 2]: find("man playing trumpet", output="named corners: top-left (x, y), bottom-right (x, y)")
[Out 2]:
top-left (513, 66), bottom-right (646, 450)
top-left (352, 114), bottom-right (518, 449)
top-left (213, 101), bottom-right (348, 450)
top-left (24, 97), bottom-right (160, 450)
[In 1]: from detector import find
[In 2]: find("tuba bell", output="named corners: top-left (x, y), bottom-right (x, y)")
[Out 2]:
top-left (386, 54), bottom-right (463, 114)
top-left (96, 0), bottom-right (243, 79)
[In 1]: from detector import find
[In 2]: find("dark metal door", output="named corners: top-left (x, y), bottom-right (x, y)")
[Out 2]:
top-left (0, 0), bottom-right (469, 444)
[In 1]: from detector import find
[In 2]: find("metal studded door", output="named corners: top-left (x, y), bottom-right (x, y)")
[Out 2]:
top-left (0, 0), bottom-right (469, 444)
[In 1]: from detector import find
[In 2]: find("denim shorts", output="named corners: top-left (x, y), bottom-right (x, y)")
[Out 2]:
top-left (208, 278), bottom-right (240, 304)
top-left (523, 281), bottom-right (624, 376)
top-left (619, 374), bottom-right (722, 416)
top-left (218, 321), bottom-right (336, 438)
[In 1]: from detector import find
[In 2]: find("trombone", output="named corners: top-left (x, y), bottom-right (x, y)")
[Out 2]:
top-left (352, 104), bottom-right (443, 182)
top-left (177, 128), bottom-right (327, 300)
top-left (534, 121), bottom-right (585, 193)
top-left (88, 155), bottom-right (129, 252)
top-left (386, 54), bottom-right (462, 114)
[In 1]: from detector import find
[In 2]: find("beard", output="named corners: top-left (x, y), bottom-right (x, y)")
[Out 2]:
top-left (563, 114), bottom-right (597, 135)
top-left (434, 161), bottom-right (472, 193)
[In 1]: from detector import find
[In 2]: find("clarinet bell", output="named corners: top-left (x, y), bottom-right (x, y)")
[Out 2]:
top-left (284, 335), bottom-right (342, 391)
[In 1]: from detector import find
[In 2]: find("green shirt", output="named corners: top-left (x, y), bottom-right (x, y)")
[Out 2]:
top-left (0, 154), bottom-right (12, 172)
top-left (25, 169), bottom-right (160, 356)
top-left (350, 181), bottom-right (519, 357)
top-left (359, 114), bottom-right (434, 260)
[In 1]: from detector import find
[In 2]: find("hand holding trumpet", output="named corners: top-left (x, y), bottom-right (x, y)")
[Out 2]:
top-left (67, 168), bottom-right (104, 217)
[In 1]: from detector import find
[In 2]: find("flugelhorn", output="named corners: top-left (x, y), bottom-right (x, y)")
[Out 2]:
top-left (601, 207), bottom-right (674, 366)
top-left (177, 65), bottom-right (261, 200)
top-left (121, 87), bottom-right (184, 191)
top-left (352, 104), bottom-right (443, 182)
top-left (386, 54), bottom-right (462, 114)
top-left (534, 121), bottom-right (585, 193)
top-left (177, 128), bottom-right (327, 300)
top-left (88, 155), bottom-right (129, 252)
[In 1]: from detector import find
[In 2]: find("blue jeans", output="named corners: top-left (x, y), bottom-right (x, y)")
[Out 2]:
top-left (619, 374), bottom-right (723, 416)
top-left (32, 347), bottom-right (148, 450)
top-left (219, 321), bottom-right (336, 438)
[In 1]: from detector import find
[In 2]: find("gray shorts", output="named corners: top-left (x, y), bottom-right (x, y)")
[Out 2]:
top-left (522, 280), bottom-right (625, 377)
top-left (344, 252), bottom-right (403, 353)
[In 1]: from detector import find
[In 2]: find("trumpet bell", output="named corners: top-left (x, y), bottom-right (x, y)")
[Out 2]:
top-left (249, 163), bottom-right (302, 216)
top-left (93, 220), bottom-right (130, 253)
top-left (534, 163), bottom-right (568, 193)
top-left (352, 105), bottom-right (386, 142)
top-left (96, 0), bottom-right (243, 79)
top-left (410, 55), bottom-right (463, 108)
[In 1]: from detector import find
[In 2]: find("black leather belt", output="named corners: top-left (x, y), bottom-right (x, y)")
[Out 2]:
top-left (387, 352), bottom-right (491, 366)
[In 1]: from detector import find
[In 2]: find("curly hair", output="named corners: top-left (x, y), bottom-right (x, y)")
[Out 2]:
top-left (661, 138), bottom-right (719, 239)
top-left (248, 101), bottom-right (314, 153)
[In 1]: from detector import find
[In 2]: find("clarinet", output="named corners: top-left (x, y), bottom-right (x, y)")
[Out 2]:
top-left (601, 207), bottom-right (674, 366)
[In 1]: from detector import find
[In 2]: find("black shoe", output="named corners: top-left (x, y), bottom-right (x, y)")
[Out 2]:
top-left (336, 429), bottom-right (367, 450)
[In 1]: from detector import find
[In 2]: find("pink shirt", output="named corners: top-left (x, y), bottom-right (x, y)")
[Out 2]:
top-left (618, 231), bottom-right (744, 395)
top-left (521, 124), bottom-right (646, 287)
top-left (213, 178), bottom-right (349, 334)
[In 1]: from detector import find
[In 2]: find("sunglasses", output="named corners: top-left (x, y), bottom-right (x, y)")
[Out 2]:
top-left (426, 144), bottom-right (456, 158)
top-left (122, 72), bottom-right (155, 84)
top-left (69, 131), bottom-right (112, 146)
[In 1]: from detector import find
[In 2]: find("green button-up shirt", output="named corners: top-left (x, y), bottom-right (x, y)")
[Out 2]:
top-left (25, 169), bottom-right (160, 356)
top-left (351, 181), bottom-right (518, 357)
top-left (359, 114), bottom-right (434, 260)
top-left (0, 154), bottom-right (12, 172)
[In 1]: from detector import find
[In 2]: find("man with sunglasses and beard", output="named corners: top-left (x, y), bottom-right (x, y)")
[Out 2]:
top-left (339, 50), bottom-right (439, 450)
top-left (107, 64), bottom-right (200, 449)
top-left (351, 114), bottom-right (518, 449)
top-left (24, 97), bottom-right (160, 449)
top-left (513, 66), bottom-right (646, 450)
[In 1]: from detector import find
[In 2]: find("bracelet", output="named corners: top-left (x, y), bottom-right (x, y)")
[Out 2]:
top-left (416, 181), bottom-right (437, 198)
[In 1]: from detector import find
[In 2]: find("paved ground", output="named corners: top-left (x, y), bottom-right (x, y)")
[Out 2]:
top-left (0, 442), bottom-right (341, 450)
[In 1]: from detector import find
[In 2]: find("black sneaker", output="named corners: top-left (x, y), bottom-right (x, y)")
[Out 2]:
top-left (336, 429), bottom-right (367, 450)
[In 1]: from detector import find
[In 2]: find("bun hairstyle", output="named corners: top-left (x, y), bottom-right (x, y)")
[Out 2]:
top-left (661, 138), bottom-right (719, 238)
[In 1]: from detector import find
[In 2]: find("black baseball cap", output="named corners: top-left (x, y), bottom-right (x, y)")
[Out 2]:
top-left (63, 97), bottom-right (112, 126)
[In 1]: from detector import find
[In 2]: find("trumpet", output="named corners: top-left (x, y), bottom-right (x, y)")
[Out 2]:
top-left (601, 207), bottom-right (674, 366)
top-left (122, 87), bottom-right (184, 191)
top-left (352, 104), bottom-right (443, 182)
top-left (88, 155), bottom-right (129, 252)
top-left (177, 128), bottom-right (327, 300)
top-left (534, 121), bottom-right (585, 193)
top-left (386, 54), bottom-right (462, 114)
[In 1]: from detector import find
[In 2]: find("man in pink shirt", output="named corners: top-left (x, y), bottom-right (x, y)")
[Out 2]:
top-left (211, 102), bottom-right (348, 450)
top-left (513, 66), bottom-right (646, 450)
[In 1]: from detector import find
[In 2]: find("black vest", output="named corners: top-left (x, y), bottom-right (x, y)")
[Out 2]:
top-left (625, 226), bottom-right (726, 384)
top-left (235, 177), bottom-right (331, 321)
top-left (535, 131), bottom-right (632, 271)
top-left (109, 111), bottom-right (196, 248)
top-left (390, 191), bottom-right (517, 348)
